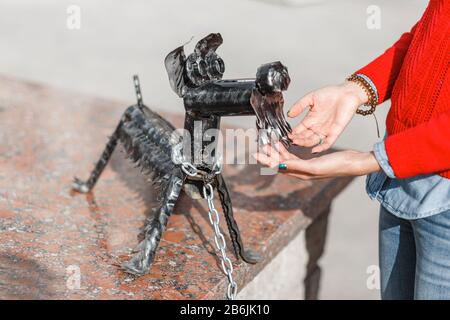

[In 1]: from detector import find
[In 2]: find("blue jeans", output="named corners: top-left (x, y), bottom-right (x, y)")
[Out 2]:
top-left (379, 205), bottom-right (450, 299)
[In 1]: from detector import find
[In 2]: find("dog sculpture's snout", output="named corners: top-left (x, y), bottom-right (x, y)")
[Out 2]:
top-left (255, 61), bottom-right (290, 94)
top-left (206, 53), bottom-right (225, 78)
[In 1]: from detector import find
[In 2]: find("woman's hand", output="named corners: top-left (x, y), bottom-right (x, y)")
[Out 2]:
top-left (254, 144), bottom-right (380, 180)
top-left (288, 81), bottom-right (368, 153)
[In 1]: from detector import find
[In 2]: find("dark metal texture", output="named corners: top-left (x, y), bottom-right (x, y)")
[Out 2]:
top-left (183, 80), bottom-right (255, 117)
top-left (73, 102), bottom-right (185, 276)
top-left (121, 175), bottom-right (184, 276)
top-left (216, 174), bottom-right (262, 264)
top-left (74, 33), bottom-right (293, 277)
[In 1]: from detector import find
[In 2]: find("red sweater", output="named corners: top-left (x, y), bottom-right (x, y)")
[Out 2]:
top-left (356, 0), bottom-right (450, 179)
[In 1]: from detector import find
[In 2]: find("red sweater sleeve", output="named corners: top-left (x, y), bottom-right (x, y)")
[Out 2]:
top-left (385, 109), bottom-right (450, 178)
top-left (356, 23), bottom-right (418, 103)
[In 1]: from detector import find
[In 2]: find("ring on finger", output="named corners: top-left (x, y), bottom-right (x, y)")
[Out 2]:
top-left (315, 133), bottom-right (326, 146)
top-left (318, 136), bottom-right (324, 146)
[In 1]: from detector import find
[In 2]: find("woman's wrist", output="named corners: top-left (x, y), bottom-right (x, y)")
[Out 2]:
top-left (330, 150), bottom-right (381, 176)
top-left (342, 81), bottom-right (370, 106)
top-left (355, 151), bottom-right (381, 175)
top-left (306, 150), bottom-right (381, 177)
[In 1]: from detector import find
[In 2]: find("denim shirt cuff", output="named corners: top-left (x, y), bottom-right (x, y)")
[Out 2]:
top-left (373, 141), bottom-right (396, 179)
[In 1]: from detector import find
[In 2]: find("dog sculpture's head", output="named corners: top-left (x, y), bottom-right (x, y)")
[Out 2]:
top-left (256, 62), bottom-right (291, 94)
top-left (252, 61), bottom-right (292, 148)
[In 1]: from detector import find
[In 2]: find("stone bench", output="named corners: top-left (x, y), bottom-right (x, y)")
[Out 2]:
top-left (0, 76), bottom-right (353, 299)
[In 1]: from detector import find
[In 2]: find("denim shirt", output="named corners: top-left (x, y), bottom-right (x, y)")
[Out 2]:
top-left (367, 141), bottom-right (450, 219)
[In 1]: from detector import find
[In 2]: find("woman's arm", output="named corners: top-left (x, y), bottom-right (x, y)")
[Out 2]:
top-left (254, 144), bottom-right (381, 180)
top-left (356, 22), bottom-right (418, 104)
top-left (385, 109), bottom-right (450, 178)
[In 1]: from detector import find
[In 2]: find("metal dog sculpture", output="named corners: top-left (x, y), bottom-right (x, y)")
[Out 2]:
top-left (73, 33), bottom-right (292, 280)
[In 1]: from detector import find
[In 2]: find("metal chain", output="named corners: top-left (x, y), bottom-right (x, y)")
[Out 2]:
top-left (171, 144), bottom-right (236, 299)
top-left (203, 179), bottom-right (237, 300)
top-left (171, 143), bottom-right (198, 177)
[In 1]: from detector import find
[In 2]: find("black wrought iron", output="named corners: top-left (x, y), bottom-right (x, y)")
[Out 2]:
top-left (73, 33), bottom-right (292, 277)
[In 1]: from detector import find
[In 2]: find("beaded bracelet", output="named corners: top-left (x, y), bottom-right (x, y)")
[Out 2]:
top-left (346, 74), bottom-right (378, 116)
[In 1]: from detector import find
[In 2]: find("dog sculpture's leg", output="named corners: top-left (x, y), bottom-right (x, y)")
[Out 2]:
top-left (73, 121), bottom-right (122, 193)
top-left (121, 174), bottom-right (184, 276)
top-left (215, 174), bottom-right (262, 264)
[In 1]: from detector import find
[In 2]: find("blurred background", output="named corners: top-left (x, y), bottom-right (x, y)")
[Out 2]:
top-left (0, 0), bottom-right (427, 299)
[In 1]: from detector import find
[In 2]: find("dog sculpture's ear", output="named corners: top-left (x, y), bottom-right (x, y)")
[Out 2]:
top-left (165, 45), bottom-right (187, 97)
top-left (194, 33), bottom-right (223, 56)
top-left (165, 33), bottom-right (223, 97)
top-left (185, 33), bottom-right (225, 87)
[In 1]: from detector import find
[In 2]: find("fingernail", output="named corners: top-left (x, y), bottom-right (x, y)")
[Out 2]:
top-left (279, 163), bottom-right (288, 170)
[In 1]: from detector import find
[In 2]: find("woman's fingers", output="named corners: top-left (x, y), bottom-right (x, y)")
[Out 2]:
top-left (278, 158), bottom-right (314, 177)
top-left (253, 152), bottom-right (279, 168)
top-left (273, 142), bottom-right (300, 161)
top-left (309, 100), bottom-right (356, 153)
top-left (291, 125), bottom-right (325, 148)
top-left (255, 144), bottom-right (311, 173)
top-left (291, 133), bottom-right (319, 148)
top-left (311, 123), bottom-right (341, 153)
top-left (288, 93), bottom-right (314, 118)
top-left (256, 142), bottom-right (296, 167)
top-left (261, 144), bottom-right (285, 162)
top-left (290, 123), bottom-right (309, 137)
top-left (290, 115), bottom-right (328, 147)
top-left (311, 139), bottom-right (332, 154)
top-left (291, 125), bottom-right (320, 147)
top-left (292, 113), bottom-right (317, 135)
top-left (254, 152), bottom-right (304, 174)
top-left (272, 142), bottom-right (291, 158)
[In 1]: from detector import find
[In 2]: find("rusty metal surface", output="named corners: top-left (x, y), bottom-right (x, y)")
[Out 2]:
top-left (0, 75), bottom-right (353, 299)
